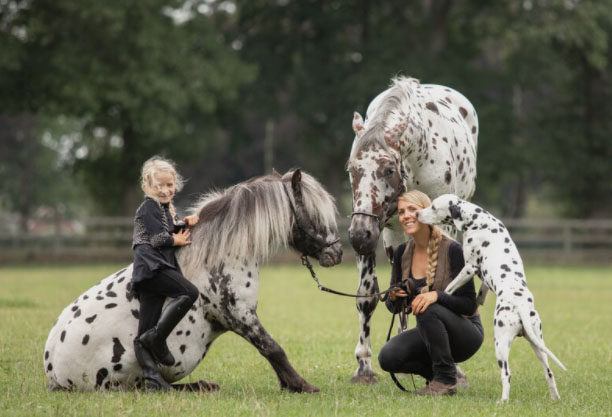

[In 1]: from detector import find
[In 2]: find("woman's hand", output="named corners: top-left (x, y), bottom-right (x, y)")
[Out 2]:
top-left (172, 228), bottom-right (192, 246)
top-left (389, 288), bottom-right (409, 302)
top-left (183, 214), bottom-right (200, 227)
top-left (411, 291), bottom-right (438, 315)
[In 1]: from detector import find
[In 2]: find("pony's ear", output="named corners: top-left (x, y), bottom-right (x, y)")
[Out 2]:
top-left (449, 204), bottom-right (462, 220)
top-left (291, 169), bottom-right (308, 223)
top-left (272, 168), bottom-right (281, 177)
top-left (352, 112), bottom-right (364, 134)
top-left (291, 169), bottom-right (303, 202)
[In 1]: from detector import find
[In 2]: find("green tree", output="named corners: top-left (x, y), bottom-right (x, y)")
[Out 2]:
top-left (0, 0), bottom-right (255, 214)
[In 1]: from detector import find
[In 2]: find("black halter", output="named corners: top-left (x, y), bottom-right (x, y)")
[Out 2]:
top-left (350, 182), bottom-right (406, 227)
top-left (282, 182), bottom-right (340, 257)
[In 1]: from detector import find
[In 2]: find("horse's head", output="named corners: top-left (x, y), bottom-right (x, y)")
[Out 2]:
top-left (285, 169), bottom-right (343, 267)
top-left (347, 112), bottom-right (404, 255)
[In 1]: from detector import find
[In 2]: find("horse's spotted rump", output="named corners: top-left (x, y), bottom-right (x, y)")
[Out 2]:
top-left (45, 170), bottom-right (340, 392)
top-left (112, 338), bottom-right (126, 363)
top-left (95, 368), bottom-right (109, 388)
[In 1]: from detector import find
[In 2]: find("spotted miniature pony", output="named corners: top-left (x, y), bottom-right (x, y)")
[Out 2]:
top-left (44, 169), bottom-right (342, 392)
top-left (346, 76), bottom-right (479, 383)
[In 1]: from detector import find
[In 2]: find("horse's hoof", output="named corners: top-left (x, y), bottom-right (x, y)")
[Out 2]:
top-left (143, 378), bottom-right (173, 392)
top-left (281, 382), bottom-right (320, 393)
top-left (300, 383), bottom-right (320, 393)
top-left (191, 380), bottom-right (220, 392)
top-left (350, 374), bottom-right (378, 384)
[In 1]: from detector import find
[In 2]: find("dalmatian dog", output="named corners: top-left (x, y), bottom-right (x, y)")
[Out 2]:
top-left (417, 194), bottom-right (566, 402)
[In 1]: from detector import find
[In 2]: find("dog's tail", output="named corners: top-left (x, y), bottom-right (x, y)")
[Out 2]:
top-left (518, 306), bottom-right (567, 371)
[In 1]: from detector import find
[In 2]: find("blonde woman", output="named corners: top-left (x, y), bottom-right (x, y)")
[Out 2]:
top-left (378, 190), bottom-right (483, 396)
top-left (131, 156), bottom-right (200, 391)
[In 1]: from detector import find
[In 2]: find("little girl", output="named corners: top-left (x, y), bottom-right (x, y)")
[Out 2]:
top-left (131, 156), bottom-right (200, 391)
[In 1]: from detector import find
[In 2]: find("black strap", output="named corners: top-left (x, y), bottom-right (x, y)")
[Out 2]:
top-left (386, 305), bottom-right (416, 393)
top-left (300, 255), bottom-right (401, 299)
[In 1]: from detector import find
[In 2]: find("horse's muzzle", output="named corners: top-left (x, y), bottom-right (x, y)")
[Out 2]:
top-left (318, 240), bottom-right (343, 267)
top-left (348, 215), bottom-right (380, 255)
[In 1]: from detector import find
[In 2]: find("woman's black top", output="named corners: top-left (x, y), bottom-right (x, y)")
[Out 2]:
top-left (384, 241), bottom-right (477, 316)
top-left (131, 197), bottom-right (185, 283)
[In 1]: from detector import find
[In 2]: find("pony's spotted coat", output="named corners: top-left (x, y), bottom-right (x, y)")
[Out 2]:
top-left (44, 170), bottom-right (342, 392)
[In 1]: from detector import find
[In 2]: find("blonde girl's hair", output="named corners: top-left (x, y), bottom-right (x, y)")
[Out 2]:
top-left (398, 190), bottom-right (444, 293)
top-left (140, 156), bottom-right (185, 222)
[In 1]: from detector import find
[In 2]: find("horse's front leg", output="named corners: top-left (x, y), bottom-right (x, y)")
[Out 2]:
top-left (232, 313), bottom-right (318, 393)
top-left (351, 253), bottom-right (379, 384)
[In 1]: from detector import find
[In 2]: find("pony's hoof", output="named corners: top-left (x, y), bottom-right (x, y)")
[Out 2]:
top-left (350, 374), bottom-right (378, 384)
top-left (300, 383), bottom-right (320, 393)
top-left (282, 382), bottom-right (320, 393)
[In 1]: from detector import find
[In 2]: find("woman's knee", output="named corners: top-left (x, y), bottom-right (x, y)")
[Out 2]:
top-left (377, 344), bottom-right (395, 372)
top-left (416, 303), bottom-right (445, 322)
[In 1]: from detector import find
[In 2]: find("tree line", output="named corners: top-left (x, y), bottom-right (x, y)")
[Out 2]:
top-left (1, 0), bottom-right (611, 231)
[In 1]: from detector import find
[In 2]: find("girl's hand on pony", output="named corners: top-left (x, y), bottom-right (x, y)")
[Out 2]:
top-left (172, 228), bottom-right (192, 246)
top-left (183, 215), bottom-right (200, 227)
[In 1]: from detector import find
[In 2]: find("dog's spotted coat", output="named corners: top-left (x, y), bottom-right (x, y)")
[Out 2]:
top-left (417, 194), bottom-right (566, 401)
top-left (346, 77), bottom-right (479, 382)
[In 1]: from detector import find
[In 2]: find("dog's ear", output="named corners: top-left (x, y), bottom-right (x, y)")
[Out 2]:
top-left (449, 204), bottom-right (462, 220)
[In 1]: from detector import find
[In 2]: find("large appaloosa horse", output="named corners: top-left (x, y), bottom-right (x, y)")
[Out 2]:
top-left (44, 169), bottom-right (342, 392)
top-left (346, 76), bottom-right (479, 383)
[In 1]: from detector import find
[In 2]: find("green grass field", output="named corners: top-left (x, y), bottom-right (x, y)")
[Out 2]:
top-left (0, 261), bottom-right (610, 416)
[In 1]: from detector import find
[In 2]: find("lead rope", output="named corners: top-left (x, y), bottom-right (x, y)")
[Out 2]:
top-left (301, 254), bottom-right (416, 391)
top-left (300, 255), bottom-right (401, 299)
top-left (386, 306), bottom-right (417, 392)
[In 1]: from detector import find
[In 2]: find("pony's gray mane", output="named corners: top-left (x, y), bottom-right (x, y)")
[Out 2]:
top-left (176, 170), bottom-right (338, 274)
top-left (349, 76), bottom-right (420, 161)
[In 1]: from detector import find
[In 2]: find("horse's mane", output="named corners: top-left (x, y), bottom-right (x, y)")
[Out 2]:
top-left (349, 76), bottom-right (420, 161)
top-left (176, 170), bottom-right (338, 274)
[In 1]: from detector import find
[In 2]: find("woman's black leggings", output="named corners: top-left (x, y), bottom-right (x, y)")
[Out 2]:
top-left (378, 303), bottom-right (484, 384)
top-left (135, 268), bottom-right (199, 337)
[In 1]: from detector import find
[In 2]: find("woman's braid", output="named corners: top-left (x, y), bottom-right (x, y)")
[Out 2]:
top-left (422, 226), bottom-right (443, 293)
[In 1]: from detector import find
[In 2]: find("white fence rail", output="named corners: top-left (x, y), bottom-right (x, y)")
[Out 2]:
top-left (1, 217), bottom-right (611, 263)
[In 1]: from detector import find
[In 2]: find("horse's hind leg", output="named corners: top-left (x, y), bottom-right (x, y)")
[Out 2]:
top-left (233, 315), bottom-right (318, 393)
top-left (351, 254), bottom-right (379, 384)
